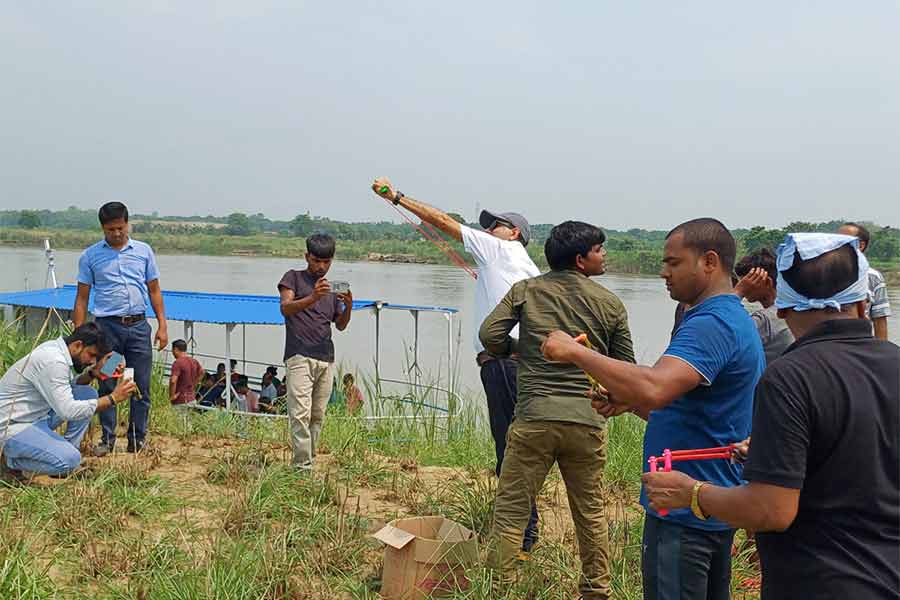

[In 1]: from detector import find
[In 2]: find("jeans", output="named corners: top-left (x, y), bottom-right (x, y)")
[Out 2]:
top-left (284, 353), bottom-right (333, 468)
top-left (3, 384), bottom-right (97, 475)
top-left (95, 317), bottom-right (153, 445)
top-left (480, 357), bottom-right (539, 550)
top-left (642, 513), bottom-right (735, 600)
top-left (490, 421), bottom-right (610, 600)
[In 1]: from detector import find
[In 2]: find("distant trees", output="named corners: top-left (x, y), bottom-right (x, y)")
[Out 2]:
top-left (17, 210), bottom-right (41, 229)
top-left (224, 212), bottom-right (254, 236)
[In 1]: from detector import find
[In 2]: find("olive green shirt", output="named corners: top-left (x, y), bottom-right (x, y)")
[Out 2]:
top-left (479, 269), bottom-right (636, 428)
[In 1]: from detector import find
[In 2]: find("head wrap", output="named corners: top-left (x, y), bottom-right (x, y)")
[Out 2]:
top-left (775, 233), bottom-right (869, 312)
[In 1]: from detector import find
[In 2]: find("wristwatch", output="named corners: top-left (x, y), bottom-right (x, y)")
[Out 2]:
top-left (691, 481), bottom-right (709, 520)
top-left (393, 190), bottom-right (404, 205)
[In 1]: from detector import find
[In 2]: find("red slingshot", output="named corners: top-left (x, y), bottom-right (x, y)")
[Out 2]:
top-left (648, 445), bottom-right (736, 516)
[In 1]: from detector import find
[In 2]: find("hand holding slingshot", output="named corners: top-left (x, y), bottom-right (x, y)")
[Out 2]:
top-left (648, 445), bottom-right (737, 516)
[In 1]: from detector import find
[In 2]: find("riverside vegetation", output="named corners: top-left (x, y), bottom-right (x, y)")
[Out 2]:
top-left (2, 207), bottom-right (898, 277)
top-left (0, 320), bottom-right (762, 599)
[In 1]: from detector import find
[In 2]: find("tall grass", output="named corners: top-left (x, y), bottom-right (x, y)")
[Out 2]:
top-left (0, 319), bottom-right (758, 599)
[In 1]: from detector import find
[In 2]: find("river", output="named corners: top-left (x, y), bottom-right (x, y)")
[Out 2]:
top-left (2, 246), bottom-right (898, 398)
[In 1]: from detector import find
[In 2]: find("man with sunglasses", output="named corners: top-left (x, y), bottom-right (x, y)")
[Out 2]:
top-left (372, 176), bottom-right (541, 553)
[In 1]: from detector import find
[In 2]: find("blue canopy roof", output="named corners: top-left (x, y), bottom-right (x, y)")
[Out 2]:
top-left (0, 285), bottom-right (456, 326)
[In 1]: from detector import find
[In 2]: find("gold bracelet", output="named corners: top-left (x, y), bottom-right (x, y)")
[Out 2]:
top-left (691, 481), bottom-right (709, 521)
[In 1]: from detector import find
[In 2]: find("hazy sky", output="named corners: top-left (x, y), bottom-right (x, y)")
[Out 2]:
top-left (2, 2), bottom-right (898, 229)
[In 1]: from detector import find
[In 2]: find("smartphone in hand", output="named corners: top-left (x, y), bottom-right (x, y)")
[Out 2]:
top-left (99, 352), bottom-right (125, 379)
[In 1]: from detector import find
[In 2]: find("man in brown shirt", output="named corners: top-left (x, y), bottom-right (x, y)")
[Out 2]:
top-left (480, 221), bottom-right (635, 600)
top-left (169, 339), bottom-right (203, 405)
top-left (278, 233), bottom-right (353, 469)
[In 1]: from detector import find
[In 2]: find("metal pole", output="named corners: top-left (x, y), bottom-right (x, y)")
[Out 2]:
top-left (44, 239), bottom-right (58, 289)
top-left (242, 324), bottom-right (246, 373)
top-left (446, 312), bottom-right (453, 402)
top-left (225, 324), bottom-right (234, 411)
top-left (411, 309), bottom-right (420, 388)
top-left (374, 303), bottom-right (382, 393)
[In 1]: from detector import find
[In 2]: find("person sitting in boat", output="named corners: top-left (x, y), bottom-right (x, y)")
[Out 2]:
top-left (265, 365), bottom-right (282, 389)
top-left (0, 323), bottom-right (136, 479)
top-left (196, 372), bottom-right (220, 406)
top-left (342, 373), bottom-right (364, 415)
top-left (233, 376), bottom-right (258, 413)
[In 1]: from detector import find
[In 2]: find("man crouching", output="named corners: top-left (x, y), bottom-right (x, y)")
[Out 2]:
top-left (0, 323), bottom-right (136, 478)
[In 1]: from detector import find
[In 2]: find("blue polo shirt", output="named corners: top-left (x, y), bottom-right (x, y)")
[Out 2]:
top-left (77, 238), bottom-right (160, 318)
top-left (641, 293), bottom-right (765, 531)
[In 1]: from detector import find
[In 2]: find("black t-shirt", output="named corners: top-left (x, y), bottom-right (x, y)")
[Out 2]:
top-left (278, 269), bottom-right (342, 363)
top-left (743, 319), bottom-right (900, 600)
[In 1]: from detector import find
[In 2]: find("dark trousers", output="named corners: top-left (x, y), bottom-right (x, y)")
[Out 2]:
top-left (642, 513), bottom-right (734, 600)
top-left (479, 357), bottom-right (539, 550)
top-left (95, 317), bottom-right (153, 445)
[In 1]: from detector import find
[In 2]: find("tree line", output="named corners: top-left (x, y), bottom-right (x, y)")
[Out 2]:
top-left (2, 207), bottom-right (897, 269)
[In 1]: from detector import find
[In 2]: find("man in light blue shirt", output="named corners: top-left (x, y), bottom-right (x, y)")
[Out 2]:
top-left (73, 202), bottom-right (168, 455)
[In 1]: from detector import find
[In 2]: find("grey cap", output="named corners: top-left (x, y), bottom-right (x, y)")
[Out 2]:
top-left (479, 210), bottom-right (531, 246)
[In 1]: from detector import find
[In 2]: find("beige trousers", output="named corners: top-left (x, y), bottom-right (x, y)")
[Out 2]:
top-left (489, 420), bottom-right (610, 600)
top-left (284, 354), bottom-right (333, 468)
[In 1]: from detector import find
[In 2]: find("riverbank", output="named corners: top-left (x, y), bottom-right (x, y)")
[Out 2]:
top-left (0, 227), bottom-right (662, 275)
top-left (2, 226), bottom-right (897, 279)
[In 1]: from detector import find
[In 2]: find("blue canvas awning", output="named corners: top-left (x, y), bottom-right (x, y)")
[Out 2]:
top-left (0, 285), bottom-right (456, 325)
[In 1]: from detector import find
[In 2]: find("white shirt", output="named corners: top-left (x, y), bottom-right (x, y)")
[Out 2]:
top-left (461, 225), bottom-right (541, 353)
top-left (0, 337), bottom-right (98, 443)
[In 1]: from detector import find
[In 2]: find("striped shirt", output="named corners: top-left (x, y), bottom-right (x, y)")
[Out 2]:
top-left (867, 268), bottom-right (891, 319)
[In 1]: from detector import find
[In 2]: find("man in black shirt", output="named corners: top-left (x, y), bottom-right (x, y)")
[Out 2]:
top-left (642, 233), bottom-right (899, 599)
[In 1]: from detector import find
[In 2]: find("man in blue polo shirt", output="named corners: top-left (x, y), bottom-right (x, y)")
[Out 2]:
top-left (542, 218), bottom-right (764, 600)
top-left (73, 201), bottom-right (168, 455)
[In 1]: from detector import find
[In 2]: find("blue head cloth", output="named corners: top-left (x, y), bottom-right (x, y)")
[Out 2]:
top-left (775, 233), bottom-right (869, 312)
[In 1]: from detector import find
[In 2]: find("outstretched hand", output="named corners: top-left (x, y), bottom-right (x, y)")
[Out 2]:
top-left (372, 176), bottom-right (397, 202)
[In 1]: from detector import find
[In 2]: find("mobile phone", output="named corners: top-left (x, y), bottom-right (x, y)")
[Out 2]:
top-left (100, 352), bottom-right (125, 378)
top-left (123, 368), bottom-right (135, 382)
top-left (331, 280), bottom-right (350, 294)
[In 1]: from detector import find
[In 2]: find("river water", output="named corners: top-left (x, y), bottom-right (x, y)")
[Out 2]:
top-left (2, 246), bottom-right (898, 398)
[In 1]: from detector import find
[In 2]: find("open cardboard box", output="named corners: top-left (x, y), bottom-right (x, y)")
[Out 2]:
top-left (373, 516), bottom-right (479, 599)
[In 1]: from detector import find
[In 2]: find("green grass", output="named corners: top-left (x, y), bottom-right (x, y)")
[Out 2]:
top-left (0, 319), bottom-right (760, 599)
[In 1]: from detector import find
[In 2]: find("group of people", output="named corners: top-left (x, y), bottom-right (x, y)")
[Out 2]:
top-left (0, 187), bottom-right (897, 599)
top-left (369, 177), bottom-right (898, 600)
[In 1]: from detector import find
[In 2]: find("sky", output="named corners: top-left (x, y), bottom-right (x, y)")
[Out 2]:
top-left (1, 2), bottom-right (898, 230)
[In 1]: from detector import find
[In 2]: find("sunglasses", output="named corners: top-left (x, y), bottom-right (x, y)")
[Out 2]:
top-left (488, 219), bottom-right (514, 231)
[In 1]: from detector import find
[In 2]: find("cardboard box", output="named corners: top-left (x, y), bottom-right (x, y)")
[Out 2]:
top-left (373, 516), bottom-right (479, 599)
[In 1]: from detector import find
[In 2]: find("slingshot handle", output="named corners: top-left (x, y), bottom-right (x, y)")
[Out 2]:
top-left (648, 453), bottom-right (671, 516)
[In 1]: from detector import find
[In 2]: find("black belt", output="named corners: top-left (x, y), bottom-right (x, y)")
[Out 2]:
top-left (476, 351), bottom-right (517, 367)
top-left (102, 314), bottom-right (146, 326)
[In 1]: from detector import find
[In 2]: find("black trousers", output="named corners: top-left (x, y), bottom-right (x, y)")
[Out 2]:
top-left (642, 513), bottom-right (734, 600)
top-left (480, 357), bottom-right (539, 550)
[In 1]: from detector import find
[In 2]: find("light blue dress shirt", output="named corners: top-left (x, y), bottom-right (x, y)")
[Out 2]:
top-left (77, 238), bottom-right (160, 317)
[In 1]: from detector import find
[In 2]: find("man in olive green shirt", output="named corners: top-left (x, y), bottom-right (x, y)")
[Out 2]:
top-left (480, 221), bottom-right (635, 600)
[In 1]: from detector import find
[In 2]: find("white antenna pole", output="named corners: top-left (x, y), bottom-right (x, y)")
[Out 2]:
top-left (44, 238), bottom-right (58, 289)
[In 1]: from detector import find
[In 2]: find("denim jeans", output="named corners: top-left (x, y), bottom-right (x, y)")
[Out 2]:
top-left (3, 384), bottom-right (97, 475)
top-left (95, 317), bottom-right (153, 445)
top-left (479, 357), bottom-right (539, 551)
top-left (642, 513), bottom-right (735, 600)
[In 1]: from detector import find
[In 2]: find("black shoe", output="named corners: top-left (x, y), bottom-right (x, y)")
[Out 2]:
top-left (126, 439), bottom-right (146, 453)
top-left (92, 442), bottom-right (115, 457)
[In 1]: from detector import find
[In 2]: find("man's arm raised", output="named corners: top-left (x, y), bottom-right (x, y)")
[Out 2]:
top-left (372, 177), bottom-right (463, 242)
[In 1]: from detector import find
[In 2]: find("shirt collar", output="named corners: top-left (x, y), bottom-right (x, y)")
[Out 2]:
top-left (55, 336), bottom-right (73, 368)
top-left (785, 318), bottom-right (873, 354)
top-left (102, 237), bottom-right (134, 250)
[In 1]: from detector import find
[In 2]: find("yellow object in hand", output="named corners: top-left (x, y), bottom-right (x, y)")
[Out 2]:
top-left (573, 333), bottom-right (604, 395)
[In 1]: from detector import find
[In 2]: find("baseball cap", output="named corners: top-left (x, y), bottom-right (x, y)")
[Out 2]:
top-left (479, 210), bottom-right (531, 246)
